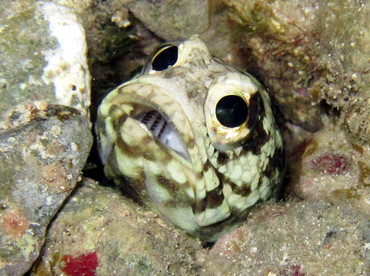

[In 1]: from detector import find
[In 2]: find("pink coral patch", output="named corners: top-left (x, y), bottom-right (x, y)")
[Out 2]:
top-left (291, 265), bottom-right (305, 276)
top-left (61, 252), bottom-right (99, 276)
top-left (281, 264), bottom-right (305, 276)
top-left (310, 153), bottom-right (349, 175)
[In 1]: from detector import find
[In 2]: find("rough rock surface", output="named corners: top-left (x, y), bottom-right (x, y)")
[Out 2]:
top-left (0, 105), bottom-right (92, 275)
top-left (31, 178), bottom-right (203, 276)
top-left (224, 0), bottom-right (370, 143)
top-left (0, 1), bottom-right (90, 121)
top-left (120, 0), bottom-right (209, 40)
top-left (202, 200), bottom-right (370, 276)
top-left (0, 2), bottom-right (93, 275)
top-left (289, 121), bottom-right (370, 215)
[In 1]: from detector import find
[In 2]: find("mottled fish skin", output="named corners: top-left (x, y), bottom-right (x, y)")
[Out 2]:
top-left (96, 36), bottom-right (284, 241)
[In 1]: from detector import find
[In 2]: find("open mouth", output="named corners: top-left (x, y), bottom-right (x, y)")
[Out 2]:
top-left (135, 110), bottom-right (190, 161)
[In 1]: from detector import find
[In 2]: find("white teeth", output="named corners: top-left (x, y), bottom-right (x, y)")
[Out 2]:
top-left (136, 110), bottom-right (191, 161)
top-left (137, 110), bottom-right (167, 137)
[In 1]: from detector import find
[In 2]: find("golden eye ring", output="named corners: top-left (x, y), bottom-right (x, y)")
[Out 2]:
top-left (151, 44), bottom-right (179, 71)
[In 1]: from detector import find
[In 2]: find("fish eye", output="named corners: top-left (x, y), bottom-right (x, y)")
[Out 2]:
top-left (151, 45), bottom-right (178, 71)
top-left (215, 95), bottom-right (248, 128)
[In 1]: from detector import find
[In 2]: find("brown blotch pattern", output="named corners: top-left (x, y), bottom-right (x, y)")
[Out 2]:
top-left (205, 187), bottom-right (225, 209)
top-left (156, 175), bottom-right (180, 195)
top-left (228, 177), bottom-right (253, 197)
top-left (242, 117), bottom-right (269, 156)
top-left (217, 152), bottom-right (229, 165)
top-left (196, 184), bottom-right (225, 213)
top-left (263, 147), bottom-right (284, 179)
top-left (246, 93), bottom-right (261, 130)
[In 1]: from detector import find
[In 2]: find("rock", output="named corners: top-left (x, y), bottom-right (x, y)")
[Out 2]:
top-left (0, 105), bottom-right (92, 275)
top-left (120, 0), bottom-right (209, 40)
top-left (0, 1), bottom-right (90, 122)
top-left (289, 122), bottom-right (370, 216)
top-left (0, 2), bottom-right (93, 274)
top-left (223, 0), bottom-right (370, 139)
top-left (202, 200), bottom-right (370, 276)
top-left (44, 0), bottom-right (143, 111)
top-left (31, 178), bottom-right (203, 276)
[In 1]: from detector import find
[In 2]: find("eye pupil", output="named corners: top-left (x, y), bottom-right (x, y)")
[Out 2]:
top-left (152, 45), bottom-right (178, 71)
top-left (216, 95), bottom-right (248, 128)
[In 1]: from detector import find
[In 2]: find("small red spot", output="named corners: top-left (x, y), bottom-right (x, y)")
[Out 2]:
top-left (290, 264), bottom-right (305, 276)
top-left (311, 153), bottom-right (349, 175)
top-left (61, 252), bottom-right (99, 276)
